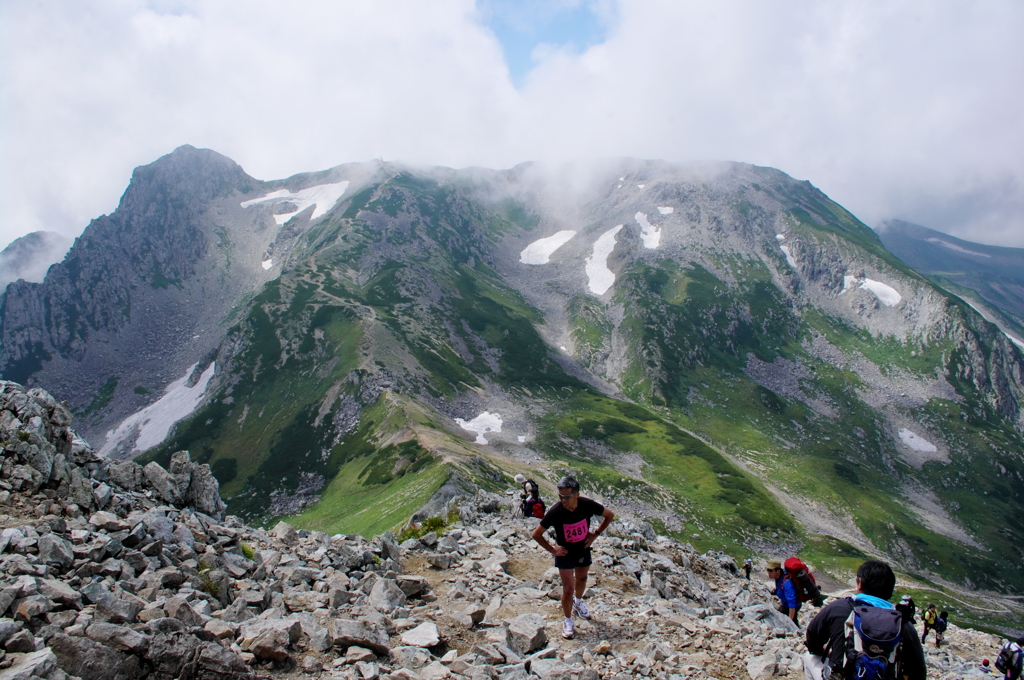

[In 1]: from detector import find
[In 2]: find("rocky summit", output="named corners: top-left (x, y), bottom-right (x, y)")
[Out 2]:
top-left (0, 382), bottom-right (1009, 680)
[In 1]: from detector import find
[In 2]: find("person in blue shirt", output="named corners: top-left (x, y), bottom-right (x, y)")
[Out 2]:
top-left (766, 560), bottom-right (801, 625)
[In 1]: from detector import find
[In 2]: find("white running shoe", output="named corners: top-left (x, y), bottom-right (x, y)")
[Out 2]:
top-left (573, 597), bottom-right (591, 619)
top-left (562, 617), bottom-right (574, 639)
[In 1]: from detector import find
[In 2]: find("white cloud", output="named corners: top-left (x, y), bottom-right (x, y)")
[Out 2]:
top-left (1, 0), bottom-right (1021, 252)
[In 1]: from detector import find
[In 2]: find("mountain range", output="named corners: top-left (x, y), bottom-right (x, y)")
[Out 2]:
top-left (1, 146), bottom-right (1021, 615)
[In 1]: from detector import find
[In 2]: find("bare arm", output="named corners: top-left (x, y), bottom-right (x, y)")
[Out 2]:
top-left (585, 507), bottom-right (614, 548)
top-left (532, 523), bottom-right (567, 557)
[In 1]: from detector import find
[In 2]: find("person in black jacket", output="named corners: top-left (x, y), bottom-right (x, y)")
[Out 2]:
top-left (802, 560), bottom-right (926, 680)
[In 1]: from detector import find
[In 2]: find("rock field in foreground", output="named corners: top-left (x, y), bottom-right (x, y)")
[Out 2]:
top-left (0, 380), bottom-right (1009, 680)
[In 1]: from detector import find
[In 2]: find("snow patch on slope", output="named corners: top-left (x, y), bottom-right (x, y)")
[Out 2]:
top-left (99, 362), bottom-right (216, 458)
top-left (241, 181), bottom-right (350, 225)
top-left (779, 245), bottom-right (797, 269)
top-left (262, 259), bottom-right (273, 271)
top-left (455, 412), bottom-right (502, 445)
top-left (586, 225), bottom-right (624, 295)
top-left (926, 238), bottom-right (991, 258)
top-left (843, 276), bottom-right (902, 306)
top-left (899, 428), bottom-right (937, 452)
top-left (520, 230), bottom-right (576, 265)
top-left (657, 206), bottom-right (674, 215)
top-left (634, 212), bottom-right (661, 248)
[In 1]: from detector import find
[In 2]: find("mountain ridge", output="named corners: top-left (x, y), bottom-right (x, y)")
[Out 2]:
top-left (1, 147), bottom-right (1022, 604)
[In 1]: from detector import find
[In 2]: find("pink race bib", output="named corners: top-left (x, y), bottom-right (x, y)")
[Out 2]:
top-left (563, 519), bottom-right (589, 543)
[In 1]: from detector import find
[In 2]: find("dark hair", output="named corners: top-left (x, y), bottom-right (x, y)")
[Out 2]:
top-left (856, 560), bottom-right (896, 600)
top-left (1018, 636), bottom-right (1024, 646)
top-left (940, 611), bottom-right (948, 618)
top-left (556, 476), bottom-right (580, 492)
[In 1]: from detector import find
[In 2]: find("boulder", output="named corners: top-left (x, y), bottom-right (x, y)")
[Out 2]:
top-left (37, 534), bottom-right (74, 570)
top-left (368, 578), bottom-right (407, 613)
top-left (747, 653), bottom-right (778, 680)
top-left (0, 647), bottom-right (58, 680)
top-left (507, 613), bottom-right (547, 654)
top-left (49, 632), bottom-right (147, 680)
top-left (400, 622), bottom-right (440, 647)
top-left (530, 658), bottom-right (574, 680)
top-left (86, 622), bottom-right (151, 654)
top-left (331, 619), bottom-right (390, 655)
top-left (272, 521), bottom-right (299, 546)
top-left (391, 645), bottom-right (433, 669)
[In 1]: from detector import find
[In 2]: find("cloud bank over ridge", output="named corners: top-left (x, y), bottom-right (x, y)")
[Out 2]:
top-left (1, 0), bottom-right (1021, 251)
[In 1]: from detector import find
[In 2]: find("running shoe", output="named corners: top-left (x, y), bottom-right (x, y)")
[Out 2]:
top-left (562, 617), bottom-right (574, 639)
top-left (573, 597), bottom-right (591, 619)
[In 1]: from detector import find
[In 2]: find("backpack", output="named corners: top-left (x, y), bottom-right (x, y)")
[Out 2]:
top-left (934, 617), bottom-right (947, 633)
top-left (521, 480), bottom-right (545, 518)
top-left (842, 603), bottom-right (904, 680)
top-left (784, 557), bottom-right (825, 606)
top-left (996, 642), bottom-right (1022, 674)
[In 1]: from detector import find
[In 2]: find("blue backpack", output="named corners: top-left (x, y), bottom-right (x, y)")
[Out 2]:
top-left (842, 604), bottom-right (903, 680)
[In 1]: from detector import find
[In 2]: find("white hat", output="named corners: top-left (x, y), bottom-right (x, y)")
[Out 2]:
top-left (900, 595), bottom-right (910, 602)
top-left (514, 474), bottom-right (526, 484)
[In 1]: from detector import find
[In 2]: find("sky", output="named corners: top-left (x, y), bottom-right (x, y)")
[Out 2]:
top-left (1, 0), bottom-right (1022, 259)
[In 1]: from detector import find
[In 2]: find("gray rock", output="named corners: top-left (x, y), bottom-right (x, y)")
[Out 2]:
top-left (37, 534), bottom-right (74, 570)
top-left (86, 622), bottom-right (150, 653)
top-left (143, 462), bottom-right (182, 505)
top-left (391, 645), bottom-right (432, 669)
top-left (12, 595), bottom-right (53, 621)
top-left (747, 653), bottom-right (778, 680)
top-left (507, 613), bottom-right (546, 654)
top-left (164, 596), bottom-right (204, 627)
top-left (4, 628), bottom-right (36, 652)
top-left (107, 460), bottom-right (144, 490)
top-left (400, 622), bottom-right (440, 647)
top-left (36, 579), bottom-right (81, 609)
top-left (368, 578), bottom-right (406, 613)
top-left (530, 658), bottom-right (573, 680)
top-left (272, 521), bottom-right (298, 546)
top-left (331, 619), bottom-right (390, 655)
top-left (50, 632), bottom-right (146, 680)
top-left (0, 647), bottom-right (58, 680)
top-left (396, 575), bottom-right (430, 597)
top-left (0, 619), bottom-right (22, 645)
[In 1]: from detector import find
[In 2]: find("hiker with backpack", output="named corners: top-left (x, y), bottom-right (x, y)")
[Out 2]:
top-left (531, 475), bottom-right (614, 641)
top-left (802, 559), bottom-right (925, 680)
top-left (933, 610), bottom-right (948, 648)
top-left (921, 603), bottom-right (938, 644)
top-left (743, 558), bottom-right (752, 580)
top-left (895, 594), bottom-right (916, 624)
top-left (768, 557), bottom-right (824, 626)
top-left (519, 478), bottom-right (546, 519)
top-left (767, 560), bottom-right (802, 625)
top-left (996, 637), bottom-right (1024, 680)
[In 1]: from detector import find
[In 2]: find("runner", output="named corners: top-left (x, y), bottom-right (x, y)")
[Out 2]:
top-left (531, 475), bottom-right (614, 640)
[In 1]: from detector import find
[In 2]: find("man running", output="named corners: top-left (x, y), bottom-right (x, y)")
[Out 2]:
top-left (532, 475), bottom-right (614, 640)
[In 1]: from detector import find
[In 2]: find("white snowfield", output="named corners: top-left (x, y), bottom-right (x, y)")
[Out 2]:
top-left (519, 230), bottom-right (576, 265)
top-left (927, 238), bottom-right (991, 258)
top-left (241, 181), bottom-right (350, 225)
top-left (99, 362), bottom-right (216, 458)
top-left (776, 233), bottom-right (786, 241)
top-left (586, 225), bottom-right (624, 295)
top-left (261, 259), bottom-right (273, 271)
top-left (634, 212), bottom-right (661, 249)
top-left (959, 297), bottom-right (1024, 349)
top-left (899, 428), bottom-right (938, 452)
top-left (657, 206), bottom-right (674, 215)
top-left (455, 411), bottom-right (502, 445)
top-left (779, 245), bottom-right (798, 269)
top-left (843, 275), bottom-right (902, 306)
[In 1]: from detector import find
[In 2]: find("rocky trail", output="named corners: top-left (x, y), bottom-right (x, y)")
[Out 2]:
top-left (0, 381), bottom-right (1010, 680)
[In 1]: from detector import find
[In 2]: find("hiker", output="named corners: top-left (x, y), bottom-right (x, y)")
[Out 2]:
top-left (921, 603), bottom-right (938, 643)
top-left (767, 560), bottom-right (801, 625)
top-left (802, 559), bottom-right (925, 680)
top-left (996, 637), bottom-right (1024, 680)
top-left (895, 594), bottom-right (916, 624)
top-left (933, 609), bottom-right (948, 648)
top-left (531, 475), bottom-right (614, 641)
top-left (743, 558), bottom-right (752, 580)
top-left (519, 478), bottom-right (545, 519)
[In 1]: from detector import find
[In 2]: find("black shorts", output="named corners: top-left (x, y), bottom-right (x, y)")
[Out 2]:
top-left (554, 548), bottom-right (592, 569)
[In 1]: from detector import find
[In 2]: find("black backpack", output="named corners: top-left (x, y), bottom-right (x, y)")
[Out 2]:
top-left (838, 603), bottom-right (903, 680)
top-left (996, 642), bottom-right (1022, 674)
top-left (521, 479), bottom-right (545, 518)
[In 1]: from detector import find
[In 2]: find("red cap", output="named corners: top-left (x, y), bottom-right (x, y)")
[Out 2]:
top-left (983, 660), bottom-right (990, 666)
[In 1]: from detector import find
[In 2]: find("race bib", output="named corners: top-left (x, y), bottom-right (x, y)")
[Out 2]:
top-left (563, 519), bottom-right (589, 543)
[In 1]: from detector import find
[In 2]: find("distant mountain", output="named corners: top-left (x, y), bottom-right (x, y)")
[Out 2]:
top-left (0, 231), bottom-right (72, 290)
top-left (2, 147), bottom-right (1022, 601)
top-left (876, 219), bottom-right (1024, 346)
